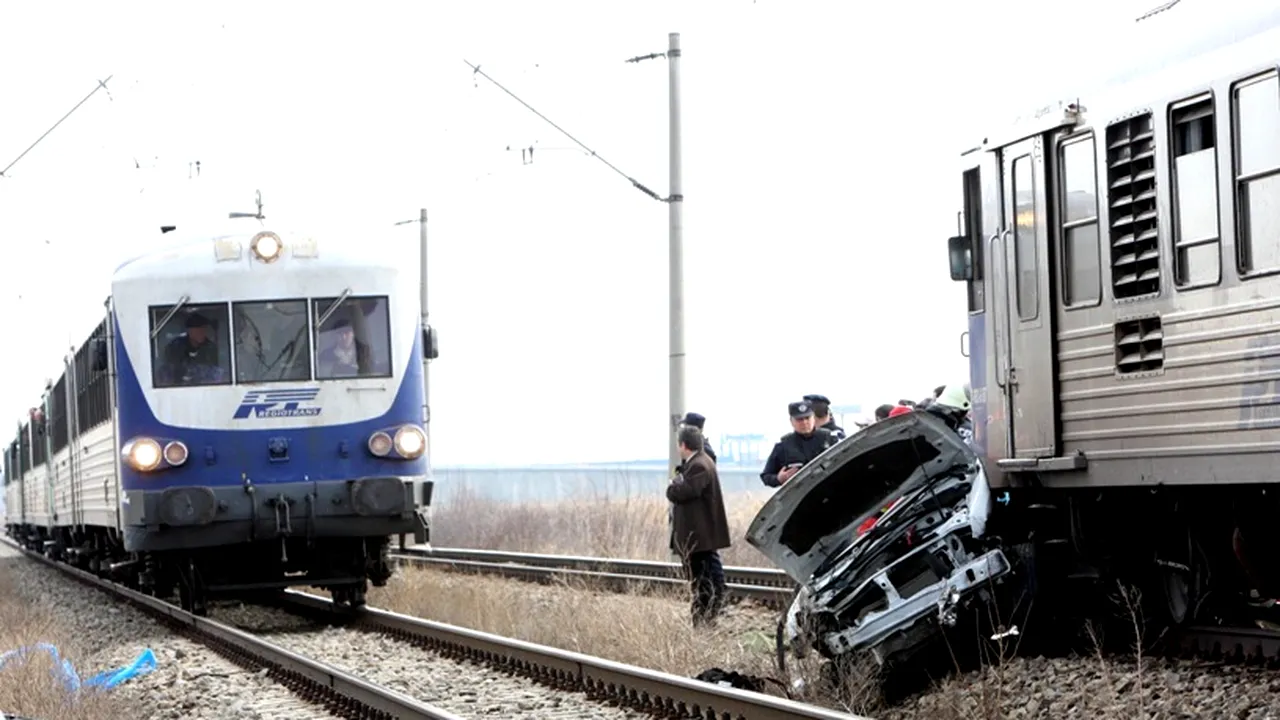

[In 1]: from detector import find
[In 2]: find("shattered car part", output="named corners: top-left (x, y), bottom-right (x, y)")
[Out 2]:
top-left (746, 411), bottom-right (1012, 668)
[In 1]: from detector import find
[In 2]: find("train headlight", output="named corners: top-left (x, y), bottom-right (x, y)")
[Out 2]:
top-left (123, 438), bottom-right (163, 472)
top-left (368, 431), bottom-right (393, 457)
top-left (250, 231), bottom-right (283, 263)
top-left (163, 440), bottom-right (189, 467)
top-left (394, 425), bottom-right (426, 459)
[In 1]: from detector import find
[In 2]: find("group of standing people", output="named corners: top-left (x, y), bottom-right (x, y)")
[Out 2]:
top-left (663, 386), bottom-right (976, 627)
top-left (662, 392), bottom-right (850, 627)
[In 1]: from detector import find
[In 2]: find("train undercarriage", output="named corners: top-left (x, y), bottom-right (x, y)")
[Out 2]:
top-left (985, 482), bottom-right (1280, 652)
top-left (3, 523), bottom-right (398, 615)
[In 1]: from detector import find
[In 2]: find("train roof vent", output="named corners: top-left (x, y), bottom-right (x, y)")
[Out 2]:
top-left (1106, 112), bottom-right (1162, 300)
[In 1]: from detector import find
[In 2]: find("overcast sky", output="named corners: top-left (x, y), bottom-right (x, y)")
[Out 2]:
top-left (0, 0), bottom-right (1168, 466)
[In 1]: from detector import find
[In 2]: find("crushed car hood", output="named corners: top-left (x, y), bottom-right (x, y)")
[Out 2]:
top-left (745, 411), bottom-right (976, 583)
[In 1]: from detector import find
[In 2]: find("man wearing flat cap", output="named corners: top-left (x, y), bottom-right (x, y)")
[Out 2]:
top-left (759, 401), bottom-right (838, 488)
top-left (679, 412), bottom-right (717, 463)
top-left (803, 394), bottom-right (846, 441)
top-left (161, 312), bottom-right (224, 385)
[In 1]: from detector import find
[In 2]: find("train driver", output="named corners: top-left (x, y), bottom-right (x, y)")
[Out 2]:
top-left (161, 312), bottom-right (225, 385)
top-left (316, 316), bottom-right (369, 378)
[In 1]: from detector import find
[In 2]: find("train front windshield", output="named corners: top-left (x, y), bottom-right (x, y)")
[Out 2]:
top-left (149, 296), bottom-right (393, 389)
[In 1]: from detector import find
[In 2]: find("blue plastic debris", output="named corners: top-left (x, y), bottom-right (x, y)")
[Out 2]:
top-left (0, 643), bottom-right (157, 694)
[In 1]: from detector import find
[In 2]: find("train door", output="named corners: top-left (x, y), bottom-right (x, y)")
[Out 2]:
top-left (996, 137), bottom-right (1057, 458)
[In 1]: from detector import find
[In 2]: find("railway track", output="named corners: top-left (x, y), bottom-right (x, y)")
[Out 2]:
top-left (393, 546), bottom-right (797, 607)
top-left (1, 537), bottom-right (862, 720)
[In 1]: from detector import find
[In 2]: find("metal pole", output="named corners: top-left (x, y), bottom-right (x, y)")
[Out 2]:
top-left (667, 32), bottom-right (686, 474)
top-left (418, 208), bottom-right (431, 474)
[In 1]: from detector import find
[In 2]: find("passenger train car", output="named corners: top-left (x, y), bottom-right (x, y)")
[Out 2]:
top-left (4, 220), bottom-right (438, 614)
top-left (944, 0), bottom-right (1280, 634)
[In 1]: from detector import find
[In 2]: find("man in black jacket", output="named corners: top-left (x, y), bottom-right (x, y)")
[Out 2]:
top-left (759, 401), bottom-right (838, 488)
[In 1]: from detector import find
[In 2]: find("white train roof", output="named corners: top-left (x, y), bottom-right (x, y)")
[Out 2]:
top-left (112, 223), bottom-right (419, 290)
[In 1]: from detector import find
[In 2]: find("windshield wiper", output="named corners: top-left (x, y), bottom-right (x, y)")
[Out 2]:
top-left (315, 288), bottom-right (352, 328)
top-left (151, 294), bottom-right (191, 340)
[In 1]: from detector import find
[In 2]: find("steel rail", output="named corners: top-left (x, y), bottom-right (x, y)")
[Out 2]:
top-left (392, 553), bottom-right (795, 606)
top-left (403, 546), bottom-right (792, 587)
top-left (277, 590), bottom-right (867, 720)
top-left (1, 537), bottom-right (462, 720)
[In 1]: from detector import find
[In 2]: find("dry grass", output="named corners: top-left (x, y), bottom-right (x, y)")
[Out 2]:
top-left (0, 557), bottom-right (128, 720)
top-left (881, 582), bottom-right (1162, 720)
top-left (370, 566), bottom-right (787, 689)
top-left (431, 481), bottom-right (776, 567)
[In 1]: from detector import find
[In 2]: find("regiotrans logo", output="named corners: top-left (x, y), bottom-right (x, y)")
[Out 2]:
top-left (232, 388), bottom-right (322, 420)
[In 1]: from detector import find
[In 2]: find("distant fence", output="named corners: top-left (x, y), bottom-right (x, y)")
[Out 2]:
top-left (429, 465), bottom-right (765, 505)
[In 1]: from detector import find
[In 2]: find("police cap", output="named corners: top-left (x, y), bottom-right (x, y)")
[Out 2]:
top-left (788, 401), bottom-right (815, 419)
top-left (185, 312), bottom-right (212, 329)
top-left (680, 412), bottom-right (706, 429)
top-left (802, 394), bottom-right (831, 405)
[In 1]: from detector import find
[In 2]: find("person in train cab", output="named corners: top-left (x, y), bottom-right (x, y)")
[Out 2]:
top-left (803, 394), bottom-right (846, 440)
top-left (162, 312), bottom-right (224, 385)
top-left (759, 401), bottom-right (838, 488)
top-left (679, 412), bottom-right (717, 463)
top-left (316, 317), bottom-right (367, 378)
top-left (666, 425), bottom-right (731, 626)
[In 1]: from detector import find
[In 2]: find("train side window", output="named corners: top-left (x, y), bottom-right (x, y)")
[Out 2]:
top-left (1233, 73), bottom-right (1280, 275)
top-left (312, 296), bottom-right (393, 380)
top-left (1171, 96), bottom-right (1221, 287)
top-left (1013, 155), bottom-right (1039, 321)
top-left (962, 168), bottom-right (985, 313)
top-left (74, 321), bottom-right (112, 432)
top-left (149, 303), bottom-right (232, 389)
top-left (232, 299), bottom-right (313, 384)
top-left (1059, 134), bottom-right (1102, 306)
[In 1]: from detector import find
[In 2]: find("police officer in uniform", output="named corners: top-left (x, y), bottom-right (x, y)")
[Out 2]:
top-left (803, 394), bottom-right (846, 440)
top-left (759, 401), bottom-right (838, 488)
top-left (679, 412), bottom-right (717, 463)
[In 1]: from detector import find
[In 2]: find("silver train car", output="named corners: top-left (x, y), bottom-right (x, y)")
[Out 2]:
top-left (945, 0), bottom-right (1280, 634)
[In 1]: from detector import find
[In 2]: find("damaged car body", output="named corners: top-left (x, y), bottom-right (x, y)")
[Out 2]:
top-left (745, 411), bottom-right (1011, 671)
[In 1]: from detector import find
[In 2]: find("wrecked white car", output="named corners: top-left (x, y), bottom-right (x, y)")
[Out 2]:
top-left (745, 411), bottom-right (1012, 671)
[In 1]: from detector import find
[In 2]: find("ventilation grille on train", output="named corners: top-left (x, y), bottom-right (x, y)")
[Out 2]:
top-left (1115, 316), bottom-right (1164, 375)
top-left (1106, 113), bottom-right (1161, 299)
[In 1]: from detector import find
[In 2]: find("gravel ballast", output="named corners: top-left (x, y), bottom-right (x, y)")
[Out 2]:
top-left (0, 543), bottom-right (343, 720)
top-left (214, 602), bottom-right (651, 720)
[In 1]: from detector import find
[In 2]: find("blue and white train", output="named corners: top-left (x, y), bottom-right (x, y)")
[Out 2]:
top-left (4, 218), bottom-right (438, 614)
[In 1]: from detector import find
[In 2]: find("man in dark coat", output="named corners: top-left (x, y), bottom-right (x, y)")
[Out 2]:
top-left (666, 425), bottom-right (732, 626)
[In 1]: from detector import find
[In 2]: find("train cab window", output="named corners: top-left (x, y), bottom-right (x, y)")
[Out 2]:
top-left (149, 303), bottom-right (232, 388)
top-left (1233, 73), bottom-right (1280, 274)
top-left (232, 299), bottom-right (313, 383)
top-left (1059, 134), bottom-right (1102, 306)
top-left (1013, 155), bottom-right (1039, 321)
top-left (1171, 96), bottom-right (1221, 287)
top-left (312, 296), bottom-right (393, 380)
